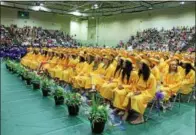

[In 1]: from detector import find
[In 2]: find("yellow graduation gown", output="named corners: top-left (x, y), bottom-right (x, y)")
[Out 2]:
top-left (21, 52), bottom-right (34, 66)
top-left (21, 52), bottom-right (36, 68)
top-left (48, 58), bottom-right (65, 78)
top-left (180, 69), bottom-right (195, 94)
top-left (54, 58), bottom-right (69, 79)
top-left (151, 66), bottom-right (160, 85)
top-left (62, 58), bottom-right (79, 82)
top-left (43, 56), bottom-right (58, 71)
top-left (95, 63), bottom-right (116, 92)
top-left (100, 70), bottom-right (122, 100)
top-left (158, 58), bottom-right (169, 78)
top-left (81, 63), bottom-right (105, 89)
top-left (160, 71), bottom-right (182, 100)
top-left (130, 73), bottom-right (156, 114)
top-left (113, 71), bottom-right (139, 110)
top-left (72, 62), bottom-right (94, 88)
top-left (30, 53), bottom-right (46, 70)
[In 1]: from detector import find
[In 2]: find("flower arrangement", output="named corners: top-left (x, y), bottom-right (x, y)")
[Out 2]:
top-left (64, 92), bottom-right (82, 106)
top-left (53, 86), bottom-right (64, 105)
top-left (5, 60), bottom-right (19, 73)
top-left (64, 92), bottom-right (82, 116)
top-left (0, 46), bottom-right (27, 60)
top-left (21, 68), bottom-right (29, 79)
top-left (54, 86), bottom-right (64, 97)
top-left (41, 78), bottom-right (51, 89)
top-left (31, 72), bottom-right (41, 89)
top-left (89, 103), bottom-right (108, 123)
top-left (88, 95), bottom-right (109, 134)
top-left (32, 72), bottom-right (41, 82)
top-left (41, 77), bottom-right (54, 96)
top-left (155, 91), bottom-right (165, 110)
top-left (156, 91), bottom-right (164, 100)
top-left (16, 64), bottom-right (25, 76)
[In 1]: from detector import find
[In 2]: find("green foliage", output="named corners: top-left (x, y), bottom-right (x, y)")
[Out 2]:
top-left (26, 71), bottom-right (35, 79)
top-left (6, 60), bottom-right (16, 70)
top-left (16, 64), bottom-right (25, 75)
top-left (5, 60), bottom-right (12, 68)
top-left (22, 68), bottom-right (29, 78)
top-left (32, 73), bottom-right (41, 82)
top-left (88, 95), bottom-right (108, 123)
top-left (54, 86), bottom-right (64, 97)
top-left (64, 92), bottom-right (82, 106)
top-left (41, 78), bottom-right (51, 89)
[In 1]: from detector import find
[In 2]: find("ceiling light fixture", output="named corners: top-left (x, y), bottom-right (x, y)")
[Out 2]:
top-left (93, 4), bottom-right (99, 9)
top-left (1, 1), bottom-right (5, 5)
top-left (180, 1), bottom-right (185, 4)
top-left (71, 10), bottom-right (82, 16)
top-left (32, 6), bottom-right (40, 11)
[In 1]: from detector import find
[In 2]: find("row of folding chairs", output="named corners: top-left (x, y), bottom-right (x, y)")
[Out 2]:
top-left (145, 86), bottom-right (195, 121)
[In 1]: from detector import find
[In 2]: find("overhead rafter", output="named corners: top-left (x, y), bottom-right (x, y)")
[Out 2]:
top-left (1, 1), bottom-right (194, 17)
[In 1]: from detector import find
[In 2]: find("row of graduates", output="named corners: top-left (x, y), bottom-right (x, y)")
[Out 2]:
top-left (21, 47), bottom-right (195, 124)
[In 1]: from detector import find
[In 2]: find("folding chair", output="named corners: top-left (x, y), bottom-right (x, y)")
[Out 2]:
top-left (170, 90), bottom-right (181, 110)
top-left (187, 86), bottom-right (196, 103)
top-left (145, 97), bottom-right (161, 121)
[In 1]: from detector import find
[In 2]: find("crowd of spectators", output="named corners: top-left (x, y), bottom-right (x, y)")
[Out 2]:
top-left (1, 25), bottom-right (195, 52)
top-left (118, 26), bottom-right (195, 52)
top-left (0, 24), bottom-right (81, 47)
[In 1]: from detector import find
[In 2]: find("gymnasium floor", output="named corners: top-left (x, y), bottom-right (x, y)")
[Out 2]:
top-left (1, 63), bottom-right (195, 135)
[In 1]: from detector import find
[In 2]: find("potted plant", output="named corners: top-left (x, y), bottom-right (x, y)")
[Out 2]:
top-left (21, 69), bottom-right (28, 81)
top-left (12, 62), bottom-right (18, 74)
top-left (64, 92), bottom-right (82, 116)
top-left (5, 60), bottom-right (10, 70)
top-left (5, 60), bottom-right (13, 72)
top-left (31, 73), bottom-right (41, 90)
top-left (41, 78), bottom-right (52, 97)
top-left (25, 71), bottom-right (34, 85)
top-left (7, 60), bottom-right (14, 72)
top-left (54, 86), bottom-right (64, 105)
top-left (15, 64), bottom-right (22, 77)
top-left (88, 96), bottom-right (108, 134)
top-left (16, 65), bottom-right (25, 78)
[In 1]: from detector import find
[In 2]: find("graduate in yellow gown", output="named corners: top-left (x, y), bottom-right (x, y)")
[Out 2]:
top-left (100, 57), bottom-right (124, 100)
top-left (26, 49), bottom-right (41, 69)
top-left (38, 50), bottom-right (54, 71)
top-left (122, 59), bottom-right (156, 124)
top-left (48, 53), bottom-right (65, 78)
top-left (43, 52), bottom-right (59, 72)
top-left (68, 54), bottom-right (86, 86)
top-left (94, 55), bottom-right (116, 92)
top-left (180, 60), bottom-right (195, 94)
top-left (61, 54), bottom-right (79, 83)
top-left (41, 51), bottom-right (54, 70)
top-left (160, 60), bottom-right (182, 101)
top-left (54, 54), bottom-right (69, 79)
top-left (21, 48), bottom-right (34, 67)
top-left (37, 50), bottom-right (51, 72)
top-left (149, 58), bottom-right (160, 85)
top-left (47, 52), bottom-right (62, 76)
top-left (30, 49), bottom-right (47, 70)
top-left (72, 54), bottom-right (95, 89)
top-left (113, 59), bottom-right (139, 111)
top-left (158, 55), bottom-right (169, 77)
top-left (81, 54), bottom-right (104, 90)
